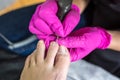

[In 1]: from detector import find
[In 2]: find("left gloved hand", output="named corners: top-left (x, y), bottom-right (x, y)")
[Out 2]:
top-left (57, 27), bottom-right (111, 61)
top-left (29, 0), bottom-right (80, 48)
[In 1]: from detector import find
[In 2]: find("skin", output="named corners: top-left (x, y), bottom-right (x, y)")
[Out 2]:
top-left (73, 0), bottom-right (120, 51)
top-left (20, 1), bottom-right (88, 80)
top-left (107, 31), bottom-right (120, 51)
top-left (20, 40), bottom-right (70, 80)
top-left (20, 1), bottom-right (119, 80)
top-left (73, 0), bottom-right (90, 14)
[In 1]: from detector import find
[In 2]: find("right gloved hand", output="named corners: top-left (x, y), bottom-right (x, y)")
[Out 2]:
top-left (29, 0), bottom-right (80, 41)
top-left (57, 27), bottom-right (111, 61)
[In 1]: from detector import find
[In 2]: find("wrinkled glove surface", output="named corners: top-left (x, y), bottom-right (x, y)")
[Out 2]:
top-left (29, 0), bottom-right (80, 48)
top-left (57, 27), bottom-right (111, 61)
top-left (29, 0), bottom-right (111, 62)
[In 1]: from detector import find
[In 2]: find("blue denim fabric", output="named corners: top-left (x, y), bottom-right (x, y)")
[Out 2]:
top-left (73, 14), bottom-right (86, 31)
top-left (0, 5), bottom-right (86, 56)
top-left (0, 5), bottom-right (38, 56)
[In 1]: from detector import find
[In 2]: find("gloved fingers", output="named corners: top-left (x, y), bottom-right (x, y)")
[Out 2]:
top-left (62, 4), bottom-right (80, 36)
top-left (57, 27), bottom-right (103, 48)
top-left (48, 4), bottom-right (80, 37)
top-left (29, 20), bottom-right (45, 35)
top-left (69, 48), bottom-right (91, 62)
top-left (31, 4), bottom-right (54, 35)
top-left (40, 13), bottom-right (65, 37)
top-left (72, 27), bottom-right (112, 49)
top-left (39, 11), bottom-right (64, 37)
top-left (33, 2), bottom-right (80, 37)
top-left (58, 35), bottom-right (88, 48)
top-left (37, 1), bottom-right (65, 37)
top-left (39, 0), bottom-right (58, 15)
top-left (33, 17), bottom-right (53, 35)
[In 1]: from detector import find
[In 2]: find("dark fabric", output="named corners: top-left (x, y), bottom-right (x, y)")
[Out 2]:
top-left (0, 48), bottom-right (26, 80)
top-left (0, 1), bottom-right (120, 80)
top-left (0, 5), bottom-right (38, 80)
top-left (91, 0), bottom-right (120, 30)
top-left (0, 4), bottom-right (87, 80)
top-left (84, 0), bottom-right (120, 77)
top-left (85, 49), bottom-right (120, 77)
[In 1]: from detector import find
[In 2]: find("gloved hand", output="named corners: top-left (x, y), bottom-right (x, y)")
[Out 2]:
top-left (29, 0), bottom-right (80, 47)
top-left (57, 27), bottom-right (111, 61)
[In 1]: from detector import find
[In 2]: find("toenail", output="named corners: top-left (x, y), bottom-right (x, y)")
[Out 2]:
top-left (39, 40), bottom-right (43, 44)
top-left (51, 42), bottom-right (57, 46)
top-left (58, 46), bottom-right (67, 54)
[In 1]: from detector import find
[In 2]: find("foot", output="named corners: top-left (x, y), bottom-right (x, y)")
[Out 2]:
top-left (20, 40), bottom-right (70, 80)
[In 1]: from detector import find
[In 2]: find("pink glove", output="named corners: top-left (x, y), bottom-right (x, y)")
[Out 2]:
top-left (57, 27), bottom-right (112, 62)
top-left (29, 0), bottom-right (80, 47)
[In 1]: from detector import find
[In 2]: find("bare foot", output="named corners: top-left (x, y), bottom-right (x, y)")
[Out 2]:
top-left (20, 40), bottom-right (70, 80)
